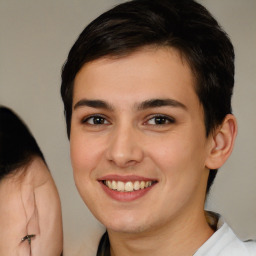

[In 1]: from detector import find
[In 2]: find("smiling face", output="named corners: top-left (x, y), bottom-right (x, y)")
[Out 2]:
top-left (70, 47), bottom-right (214, 234)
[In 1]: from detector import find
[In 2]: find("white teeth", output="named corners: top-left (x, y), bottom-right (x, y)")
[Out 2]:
top-left (106, 180), bottom-right (112, 189)
top-left (112, 180), bottom-right (117, 190)
top-left (104, 180), bottom-right (154, 192)
top-left (145, 181), bottom-right (152, 188)
top-left (134, 181), bottom-right (140, 191)
top-left (117, 181), bottom-right (125, 191)
top-left (125, 181), bottom-right (133, 192)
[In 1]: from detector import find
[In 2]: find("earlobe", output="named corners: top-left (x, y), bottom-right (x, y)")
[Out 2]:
top-left (205, 114), bottom-right (237, 169)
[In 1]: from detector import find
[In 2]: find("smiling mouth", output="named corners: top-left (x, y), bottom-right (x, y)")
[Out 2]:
top-left (102, 180), bottom-right (157, 192)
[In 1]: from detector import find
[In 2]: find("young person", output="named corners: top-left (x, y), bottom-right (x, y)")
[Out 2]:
top-left (60, 0), bottom-right (256, 255)
top-left (0, 106), bottom-right (63, 256)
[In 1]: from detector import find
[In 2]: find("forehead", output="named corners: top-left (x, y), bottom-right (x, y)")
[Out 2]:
top-left (73, 47), bottom-right (199, 109)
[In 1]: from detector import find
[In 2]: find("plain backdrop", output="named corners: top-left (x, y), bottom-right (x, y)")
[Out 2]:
top-left (0, 0), bottom-right (255, 255)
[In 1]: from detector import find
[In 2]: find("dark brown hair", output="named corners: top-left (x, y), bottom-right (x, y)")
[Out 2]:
top-left (0, 106), bottom-right (45, 180)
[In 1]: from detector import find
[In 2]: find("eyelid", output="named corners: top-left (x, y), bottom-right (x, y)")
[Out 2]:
top-left (144, 114), bottom-right (175, 125)
top-left (81, 114), bottom-right (110, 125)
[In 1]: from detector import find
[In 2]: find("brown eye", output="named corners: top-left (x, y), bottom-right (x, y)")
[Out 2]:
top-left (82, 115), bottom-right (109, 125)
top-left (147, 115), bottom-right (175, 125)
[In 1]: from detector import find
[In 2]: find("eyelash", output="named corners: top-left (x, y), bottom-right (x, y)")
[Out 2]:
top-left (81, 114), bottom-right (175, 127)
top-left (81, 115), bottom-right (110, 125)
top-left (145, 114), bottom-right (175, 126)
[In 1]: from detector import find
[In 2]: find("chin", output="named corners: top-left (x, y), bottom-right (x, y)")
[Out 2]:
top-left (106, 223), bottom-right (148, 234)
top-left (100, 213), bottom-right (152, 234)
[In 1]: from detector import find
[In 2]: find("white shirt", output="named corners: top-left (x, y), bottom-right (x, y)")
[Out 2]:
top-left (195, 215), bottom-right (256, 256)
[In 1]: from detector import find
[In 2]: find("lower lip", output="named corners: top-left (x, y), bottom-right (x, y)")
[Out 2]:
top-left (100, 182), bottom-right (155, 202)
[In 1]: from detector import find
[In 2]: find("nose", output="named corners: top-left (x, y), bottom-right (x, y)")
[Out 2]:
top-left (106, 124), bottom-right (144, 168)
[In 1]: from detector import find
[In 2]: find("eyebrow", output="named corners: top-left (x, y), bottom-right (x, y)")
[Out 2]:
top-left (73, 98), bottom-right (186, 111)
top-left (136, 98), bottom-right (187, 111)
top-left (74, 99), bottom-right (114, 110)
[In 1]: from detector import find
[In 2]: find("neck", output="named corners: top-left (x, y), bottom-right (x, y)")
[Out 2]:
top-left (108, 211), bottom-right (214, 256)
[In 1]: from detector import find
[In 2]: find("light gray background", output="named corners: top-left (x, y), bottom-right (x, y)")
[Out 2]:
top-left (0, 0), bottom-right (255, 255)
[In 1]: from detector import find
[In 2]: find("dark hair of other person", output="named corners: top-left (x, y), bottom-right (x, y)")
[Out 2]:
top-left (60, 0), bottom-right (235, 194)
top-left (0, 106), bottom-right (46, 180)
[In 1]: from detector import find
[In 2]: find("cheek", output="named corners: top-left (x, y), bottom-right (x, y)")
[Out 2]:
top-left (70, 133), bottom-right (95, 171)
top-left (70, 139), bottom-right (92, 199)
top-left (150, 134), bottom-right (206, 182)
top-left (70, 134), bottom-right (105, 192)
top-left (150, 136), bottom-right (192, 168)
top-left (149, 138), bottom-right (207, 213)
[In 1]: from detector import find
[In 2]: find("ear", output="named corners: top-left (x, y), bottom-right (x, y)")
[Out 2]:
top-left (205, 114), bottom-right (237, 170)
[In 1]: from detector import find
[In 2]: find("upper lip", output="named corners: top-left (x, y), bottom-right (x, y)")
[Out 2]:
top-left (98, 174), bottom-right (158, 182)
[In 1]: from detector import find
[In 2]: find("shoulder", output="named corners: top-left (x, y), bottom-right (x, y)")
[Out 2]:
top-left (218, 236), bottom-right (256, 256)
top-left (244, 240), bottom-right (256, 254)
top-left (195, 214), bottom-right (256, 256)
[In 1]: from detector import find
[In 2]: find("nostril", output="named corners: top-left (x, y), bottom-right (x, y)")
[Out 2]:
top-left (105, 128), bottom-right (144, 166)
top-left (106, 145), bottom-right (144, 167)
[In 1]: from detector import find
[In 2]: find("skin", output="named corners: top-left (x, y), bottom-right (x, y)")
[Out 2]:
top-left (0, 157), bottom-right (63, 256)
top-left (70, 47), bottom-right (237, 256)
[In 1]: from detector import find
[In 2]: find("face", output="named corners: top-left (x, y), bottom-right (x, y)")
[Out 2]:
top-left (70, 47), bottom-right (213, 234)
top-left (0, 158), bottom-right (63, 255)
